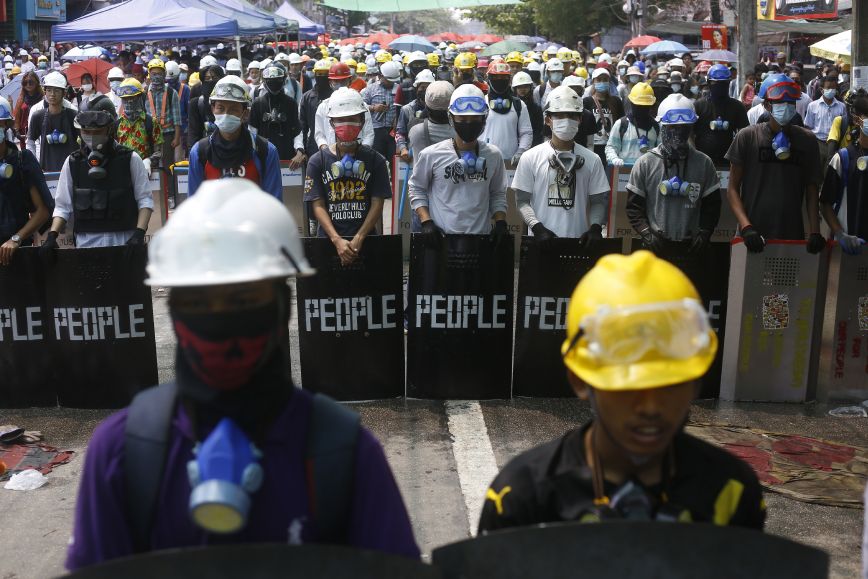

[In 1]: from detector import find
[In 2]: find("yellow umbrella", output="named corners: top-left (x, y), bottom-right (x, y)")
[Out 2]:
top-left (810, 30), bottom-right (851, 65)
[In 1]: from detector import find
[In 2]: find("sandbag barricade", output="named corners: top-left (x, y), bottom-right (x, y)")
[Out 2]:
top-left (630, 239), bottom-right (730, 399)
top-left (407, 234), bottom-right (514, 399)
top-left (818, 248), bottom-right (868, 399)
top-left (431, 522), bottom-right (828, 579)
top-left (0, 246), bottom-right (158, 408)
top-left (296, 235), bottom-right (404, 400)
top-left (721, 240), bottom-right (829, 401)
top-left (513, 237), bottom-right (622, 397)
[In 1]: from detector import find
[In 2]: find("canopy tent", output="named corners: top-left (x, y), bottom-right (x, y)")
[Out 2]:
top-left (321, 0), bottom-right (518, 12)
top-left (204, 0), bottom-right (288, 28)
top-left (810, 30), bottom-right (851, 65)
top-left (52, 0), bottom-right (279, 42)
top-left (274, 1), bottom-right (325, 39)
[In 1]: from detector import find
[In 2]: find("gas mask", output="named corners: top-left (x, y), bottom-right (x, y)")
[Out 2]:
top-left (577, 479), bottom-right (692, 524)
top-left (454, 150), bottom-right (486, 177)
top-left (187, 417), bottom-right (264, 534)
top-left (46, 129), bottom-right (68, 145)
top-left (330, 153), bottom-right (365, 179)
top-left (489, 96), bottom-right (512, 113)
top-left (658, 175), bottom-right (691, 196)
top-left (709, 117), bottom-right (730, 131)
top-left (638, 134), bottom-right (649, 153)
top-left (772, 130), bottom-right (791, 160)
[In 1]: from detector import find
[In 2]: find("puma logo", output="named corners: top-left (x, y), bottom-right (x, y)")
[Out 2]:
top-left (486, 486), bottom-right (512, 515)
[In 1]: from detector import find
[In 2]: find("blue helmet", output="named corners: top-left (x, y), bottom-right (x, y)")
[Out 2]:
top-left (708, 63), bottom-right (731, 82)
top-left (758, 73), bottom-right (792, 100)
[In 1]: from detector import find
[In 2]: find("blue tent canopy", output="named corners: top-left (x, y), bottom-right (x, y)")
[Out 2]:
top-left (52, 0), bottom-right (279, 42)
top-left (275, 1), bottom-right (324, 39)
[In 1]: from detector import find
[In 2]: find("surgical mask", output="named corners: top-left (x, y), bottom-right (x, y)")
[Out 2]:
top-left (671, 83), bottom-right (681, 93)
top-left (619, 67), bottom-right (627, 76)
top-left (214, 113), bottom-right (242, 133)
top-left (451, 119), bottom-right (485, 142)
top-left (771, 102), bottom-right (796, 126)
top-left (81, 83), bottom-right (93, 92)
top-left (550, 118), bottom-right (579, 141)
top-left (594, 82), bottom-right (608, 93)
top-left (81, 133), bottom-right (108, 150)
top-left (179, 73), bottom-right (188, 82)
top-left (548, 72), bottom-right (563, 83)
top-left (333, 120), bottom-right (362, 143)
top-left (690, 85), bottom-right (700, 96)
top-left (37, 62), bottom-right (47, 70)
top-left (629, 75), bottom-right (641, 84)
top-left (823, 88), bottom-right (836, 100)
top-left (110, 80), bottom-right (121, 93)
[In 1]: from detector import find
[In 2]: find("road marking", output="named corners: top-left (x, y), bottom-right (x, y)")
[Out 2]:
top-left (445, 400), bottom-right (499, 537)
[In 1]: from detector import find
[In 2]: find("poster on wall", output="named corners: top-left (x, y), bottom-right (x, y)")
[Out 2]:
top-left (701, 25), bottom-right (728, 50)
top-left (757, 0), bottom-right (838, 20)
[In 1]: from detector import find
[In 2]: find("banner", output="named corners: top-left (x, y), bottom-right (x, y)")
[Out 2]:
top-left (407, 234), bottom-right (514, 399)
top-left (296, 235), bottom-right (404, 400)
top-left (0, 247), bottom-right (158, 408)
top-left (701, 24), bottom-right (728, 50)
top-left (721, 240), bottom-right (828, 402)
top-left (757, 0), bottom-right (837, 20)
top-left (631, 239), bottom-right (730, 398)
top-left (513, 237), bottom-right (622, 397)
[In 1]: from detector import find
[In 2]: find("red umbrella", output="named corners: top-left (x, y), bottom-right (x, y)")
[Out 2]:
top-left (470, 34), bottom-right (502, 44)
top-left (427, 33), bottom-right (464, 43)
top-left (623, 35), bottom-right (662, 50)
top-left (65, 58), bottom-right (113, 94)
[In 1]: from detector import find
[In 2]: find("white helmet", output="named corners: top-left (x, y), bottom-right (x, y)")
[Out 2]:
top-left (42, 71), bottom-right (67, 90)
top-left (379, 60), bottom-right (402, 82)
top-left (226, 58), bottom-right (242, 73)
top-left (216, 42), bottom-right (225, 50)
top-left (546, 45), bottom-right (558, 56)
top-left (409, 51), bottom-right (427, 64)
top-left (449, 83), bottom-right (488, 117)
top-left (210, 75), bottom-right (250, 104)
top-left (288, 53), bottom-right (302, 64)
top-left (107, 66), bottom-right (125, 80)
top-left (0, 96), bottom-right (12, 120)
top-left (328, 87), bottom-right (368, 118)
top-left (413, 68), bottom-right (435, 86)
top-left (562, 75), bottom-right (586, 89)
top-left (200, 55), bottom-right (218, 69)
top-left (165, 61), bottom-right (180, 79)
top-left (656, 93), bottom-right (698, 125)
top-left (391, 54), bottom-right (402, 63)
top-left (544, 85), bottom-right (583, 114)
top-left (247, 60), bottom-right (261, 70)
top-left (260, 57), bottom-right (273, 69)
top-left (527, 61), bottom-right (541, 72)
top-left (511, 71), bottom-right (533, 88)
top-left (146, 178), bottom-right (313, 287)
top-left (545, 58), bottom-right (564, 72)
top-left (2, 55), bottom-right (11, 63)
top-left (275, 52), bottom-right (289, 63)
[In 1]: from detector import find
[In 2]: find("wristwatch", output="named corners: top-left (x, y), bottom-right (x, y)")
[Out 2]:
top-left (10, 234), bottom-right (20, 245)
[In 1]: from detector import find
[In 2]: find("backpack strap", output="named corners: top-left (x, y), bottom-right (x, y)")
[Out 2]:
top-left (619, 117), bottom-right (630, 141)
top-left (196, 137), bottom-right (210, 169)
top-left (253, 134), bottom-right (269, 171)
top-left (305, 393), bottom-right (360, 542)
top-left (124, 383), bottom-right (178, 553)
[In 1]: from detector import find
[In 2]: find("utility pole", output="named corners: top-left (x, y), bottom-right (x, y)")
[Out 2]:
top-left (855, 0), bottom-right (866, 69)
top-left (737, 0), bottom-right (757, 92)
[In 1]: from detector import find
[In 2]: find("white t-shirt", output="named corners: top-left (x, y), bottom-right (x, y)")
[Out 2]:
top-left (511, 141), bottom-right (610, 238)
top-left (479, 98), bottom-right (532, 159)
top-left (408, 139), bottom-right (508, 234)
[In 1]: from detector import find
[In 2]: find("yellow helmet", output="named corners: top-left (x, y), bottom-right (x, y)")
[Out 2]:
top-left (454, 52), bottom-right (477, 71)
top-left (448, 43), bottom-right (457, 50)
top-left (574, 66), bottom-right (589, 79)
top-left (313, 58), bottom-right (332, 74)
top-left (345, 58), bottom-right (358, 68)
top-left (427, 53), bottom-right (440, 67)
top-left (556, 47), bottom-right (573, 62)
top-left (37, 55), bottom-right (48, 62)
top-left (592, 46), bottom-right (604, 56)
top-left (188, 72), bottom-right (201, 87)
top-left (9, 66), bottom-right (20, 75)
top-left (505, 51), bottom-right (523, 64)
top-left (561, 251), bottom-right (717, 391)
top-left (147, 58), bottom-right (165, 71)
top-left (356, 62), bottom-right (367, 74)
top-left (117, 77), bottom-right (144, 98)
top-left (375, 49), bottom-right (391, 64)
top-left (572, 50), bottom-right (581, 62)
top-left (402, 53), bottom-right (411, 65)
top-left (628, 82), bottom-right (656, 106)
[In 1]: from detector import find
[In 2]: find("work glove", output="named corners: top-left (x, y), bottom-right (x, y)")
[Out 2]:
top-left (531, 222), bottom-right (557, 247)
top-left (611, 157), bottom-right (624, 167)
top-left (740, 225), bottom-right (765, 253)
top-left (490, 219), bottom-right (510, 248)
top-left (420, 219), bottom-right (445, 249)
top-left (126, 228), bottom-right (147, 246)
top-left (688, 229), bottom-right (712, 256)
top-left (39, 231), bottom-right (58, 264)
top-left (578, 223), bottom-right (603, 250)
top-left (639, 227), bottom-right (664, 254)
top-left (806, 232), bottom-right (826, 254)
top-left (836, 232), bottom-right (865, 255)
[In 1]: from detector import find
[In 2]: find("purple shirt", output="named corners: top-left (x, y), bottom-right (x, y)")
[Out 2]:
top-left (66, 388), bottom-right (419, 570)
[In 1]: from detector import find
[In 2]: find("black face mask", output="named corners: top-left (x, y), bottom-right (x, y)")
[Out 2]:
top-left (428, 108), bottom-right (449, 123)
top-left (265, 78), bottom-right (284, 94)
top-left (489, 78), bottom-right (510, 95)
top-left (709, 81), bottom-right (730, 102)
top-left (632, 105), bottom-right (652, 128)
top-left (201, 79), bottom-right (217, 99)
top-left (315, 75), bottom-right (330, 93)
top-left (660, 125), bottom-right (691, 159)
top-left (460, 71), bottom-right (475, 84)
top-left (452, 119), bottom-right (485, 142)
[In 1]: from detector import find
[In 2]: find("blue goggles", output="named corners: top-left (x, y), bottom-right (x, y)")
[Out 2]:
top-left (449, 96), bottom-right (487, 115)
top-left (659, 108), bottom-right (698, 124)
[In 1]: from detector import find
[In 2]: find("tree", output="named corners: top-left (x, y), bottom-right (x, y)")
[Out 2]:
top-left (469, 2), bottom-right (537, 37)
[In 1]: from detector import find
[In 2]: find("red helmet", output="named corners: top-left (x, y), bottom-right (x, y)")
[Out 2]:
top-left (487, 61), bottom-right (512, 76)
top-left (328, 62), bottom-right (351, 80)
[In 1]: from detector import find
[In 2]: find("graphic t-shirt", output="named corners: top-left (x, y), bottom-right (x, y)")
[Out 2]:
top-left (303, 145), bottom-right (391, 237)
top-left (583, 95), bottom-right (624, 147)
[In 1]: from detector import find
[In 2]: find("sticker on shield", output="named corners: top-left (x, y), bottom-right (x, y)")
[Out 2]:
top-left (859, 296), bottom-right (868, 331)
top-left (762, 293), bottom-right (789, 330)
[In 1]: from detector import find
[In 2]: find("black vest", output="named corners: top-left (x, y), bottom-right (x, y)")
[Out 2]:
top-left (71, 145), bottom-right (138, 233)
top-left (0, 148), bottom-right (30, 239)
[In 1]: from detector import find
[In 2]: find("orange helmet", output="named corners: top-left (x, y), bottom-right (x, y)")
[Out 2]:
top-left (328, 62), bottom-right (351, 80)
top-left (487, 61), bottom-right (512, 76)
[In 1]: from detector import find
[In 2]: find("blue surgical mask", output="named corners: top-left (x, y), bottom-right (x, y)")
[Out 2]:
top-left (214, 113), bottom-right (242, 133)
top-left (110, 80), bottom-right (121, 92)
top-left (594, 82), bottom-right (608, 93)
top-left (823, 88), bottom-right (836, 100)
top-left (690, 85), bottom-right (700, 96)
top-left (629, 75), bottom-right (641, 84)
top-left (180, 73), bottom-right (188, 82)
top-left (862, 118), bottom-right (868, 136)
top-left (771, 102), bottom-right (796, 126)
top-left (549, 72), bottom-right (563, 83)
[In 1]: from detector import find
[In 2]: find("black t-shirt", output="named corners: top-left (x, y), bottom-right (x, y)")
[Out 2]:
top-left (693, 97), bottom-right (749, 165)
top-left (29, 107), bottom-right (79, 172)
top-left (478, 421), bottom-right (766, 534)
top-left (249, 92), bottom-right (301, 161)
top-left (303, 145), bottom-right (391, 237)
top-left (820, 143), bottom-right (868, 238)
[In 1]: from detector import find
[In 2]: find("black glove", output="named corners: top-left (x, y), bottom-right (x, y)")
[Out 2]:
top-left (578, 223), bottom-right (603, 249)
top-left (420, 219), bottom-right (445, 249)
top-left (126, 228), bottom-right (147, 246)
top-left (39, 230), bottom-right (59, 263)
top-left (806, 232), bottom-right (826, 254)
top-left (490, 219), bottom-right (509, 247)
top-left (740, 225), bottom-right (765, 253)
top-left (688, 229), bottom-right (712, 256)
top-left (639, 228), bottom-right (664, 253)
top-left (531, 222), bottom-right (556, 247)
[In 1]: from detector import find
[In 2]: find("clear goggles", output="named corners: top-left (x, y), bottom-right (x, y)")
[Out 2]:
top-left (262, 66), bottom-right (285, 79)
top-left (566, 298), bottom-right (712, 365)
top-left (449, 95), bottom-right (487, 115)
top-left (211, 83), bottom-right (249, 102)
top-left (659, 108), bottom-right (698, 125)
top-left (115, 84), bottom-right (142, 98)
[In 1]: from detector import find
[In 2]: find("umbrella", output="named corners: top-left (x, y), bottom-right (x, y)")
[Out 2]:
top-left (457, 40), bottom-right (482, 51)
top-left (623, 35), bottom-right (661, 50)
top-left (480, 39), bottom-right (530, 57)
top-left (61, 45), bottom-right (110, 61)
top-left (0, 75), bottom-right (22, 105)
top-left (65, 58), bottom-right (113, 94)
top-left (427, 33), bottom-right (464, 43)
top-left (471, 34), bottom-right (502, 44)
top-left (810, 30), bottom-right (851, 65)
top-left (641, 40), bottom-right (690, 56)
top-left (696, 49), bottom-right (738, 63)
top-left (388, 35), bottom-right (436, 53)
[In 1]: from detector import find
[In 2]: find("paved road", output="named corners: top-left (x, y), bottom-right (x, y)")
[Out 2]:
top-left (0, 288), bottom-right (864, 578)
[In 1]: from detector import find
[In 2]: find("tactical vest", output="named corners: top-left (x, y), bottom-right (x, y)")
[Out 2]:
top-left (71, 145), bottom-right (138, 233)
top-left (0, 150), bottom-right (29, 239)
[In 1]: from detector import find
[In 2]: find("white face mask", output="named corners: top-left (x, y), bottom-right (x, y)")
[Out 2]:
top-left (81, 83), bottom-right (93, 92)
top-left (550, 117), bottom-right (579, 141)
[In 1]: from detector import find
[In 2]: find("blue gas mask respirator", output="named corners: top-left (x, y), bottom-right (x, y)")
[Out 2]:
top-left (489, 97), bottom-right (512, 112)
top-left (0, 160), bottom-right (12, 179)
top-left (658, 175), bottom-right (690, 196)
top-left (46, 129), bottom-right (68, 145)
top-left (638, 134), bottom-right (649, 153)
top-left (454, 150), bottom-right (486, 177)
top-left (187, 418), bottom-right (264, 534)
top-left (709, 117), bottom-right (730, 131)
top-left (330, 153), bottom-right (365, 179)
top-left (772, 131), bottom-right (791, 160)
top-left (857, 156), bottom-right (868, 172)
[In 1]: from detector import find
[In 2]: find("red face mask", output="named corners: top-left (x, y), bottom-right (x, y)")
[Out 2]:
top-left (333, 121), bottom-right (362, 143)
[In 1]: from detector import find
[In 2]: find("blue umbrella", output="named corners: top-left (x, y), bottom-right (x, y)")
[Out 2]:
top-left (641, 40), bottom-right (690, 56)
top-left (389, 35), bottom-right (436, 53)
